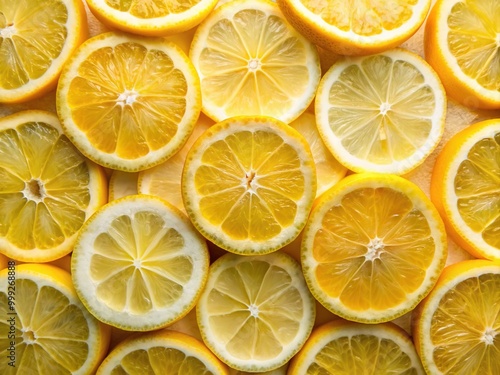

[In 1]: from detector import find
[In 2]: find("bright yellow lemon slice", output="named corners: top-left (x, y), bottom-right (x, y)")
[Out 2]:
top-left (57, 32), bottom-right (201, 172)
top-left (182, 116), bottom-right (317, 255)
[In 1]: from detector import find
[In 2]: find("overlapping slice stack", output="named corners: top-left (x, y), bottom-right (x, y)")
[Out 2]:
top-left (2, 0), bottom-right (500, 373)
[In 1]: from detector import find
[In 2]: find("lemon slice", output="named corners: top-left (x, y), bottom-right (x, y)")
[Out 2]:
top-left (302, 173), bottom-right (447, 323)
top-left (196, 251), bottom-right (316, 372)
top-left (108, 170), bottom-right (139, 201)
top-left (189, 0), bottom-right (321, 123)
top-left (138, 113), bottom-right (214, 213)
top-left (431, 118), bottom-right (500, 261)
top-left (277, 0), bottom-right (431, 55)
top-left (0, 110), bottom-right (107, 262)
top-left (425, 0), bottom-right (500, 109)
top-left (97, 329), bottom-right (229, 374)
top-left (0, 0), bottom-right (87, 103)
top-left (289, 320), bottom-right (424, 374)
top-left (86, 0), bottom-right (218, 36)
top-left (71, 194), bottom-right (210, 331)
top-left (315, 48), bottom-right (446, 175)
top-left (289, 112), bottom-right (347, 197)
top-left (412, 259), bottom-right (500, 374)
top-left (0, 263), bottom-right (110, 374)
top-left (56, 31), bottom-right (201, 172)
top-left (182, 116), bottom-right (317, 255)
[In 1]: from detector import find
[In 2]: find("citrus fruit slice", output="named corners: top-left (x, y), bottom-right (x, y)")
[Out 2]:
top-left (430, 118), bottom-right (500, 261)
top-left (315, 49), bottom-right (446, 174)
top-left (289, 112), bottom-right (347, 197)
top-left (315, 48), bottom-right (446, 175)
top-left (56, 31), bottom-right (201, 172)
top-left (138, 113), bottom-right (214, 213)
top-left (412, 259), bottom-right (500, 374)
top-left (0, 263), bottom-right (110, 374)
top-left (182, 116), bottom-right (317, 255)
top-left (196, 251), bottom-right (316, 372)
top-left (289, 320), bottom-right (424, 374)
top-left (108, 170), bottom-right (138, 201)
top-left (425, 0), bottom-right (500, 109)
top-left (71, 194), bottom-right (209, 331)
top-left (97, 329), bottom-right (229, 375)
top-left (189, 0), bottom-right (321, 123)
top-left (0, 110), bottom-right (107, 262)
top-left (0, 0), bottom-right (87, 103)
top-left (301, 173), bottom-right (448, 323)
top-left (277, 0), bottom-right (431, 55)
top-left (86, 0), bottom-right (218, 36)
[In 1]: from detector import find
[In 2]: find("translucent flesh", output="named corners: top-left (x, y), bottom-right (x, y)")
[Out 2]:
top-left (67, 42), bottom-right (187, 159)
top-left (104, 0), bottom-right (202, 18)
top-left (0, 0), bottom-right (68, 89)
top-left (455, 133), bottom-right (500, 249)
top-left (305, 334), bottom-right (418, 374)
top-left (0, 279), bottom-right (90, 374)
top-left (198, 10), bottom-right (310, 118)
top-left (195, 130), bottom-right (305, 241)
top-left (206, 260), bottom-right (304, 360)
top-left (430, 273), bottom-right (500, 374)
top-left (327, 54), bottom-right (435, 165)
top-left (0, 122), bottom-right (91, 250)
top-left (300, 0), bottom-right (417, 35)
top-left (290, 113), bottom-right (346, 196)
top-left (90, 211), bottom-right (193, 314)
top-left (313, 187), bottom-right (435, 310)
top-left (447, 0), bottom-right (500, 91)
top-left (110, 347), bottom-right (215, 375)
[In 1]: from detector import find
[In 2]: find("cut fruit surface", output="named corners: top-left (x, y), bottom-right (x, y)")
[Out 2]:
top-left (138, 113), bottom-right (214, 213)
top-left (315, 48), bottom-right (446, 175)
top-left (277, 0), bottom-right (431, 55)
top-left (97, 329), bottom-right (229, 375)
top-left (0, 263), bottom-right (110, 375)
top-left (289, 112), bottom-right (347, 197)
top-left (412, 259), bottom-right (500, 374)
top-left (0, 110), bottom-right (107, 262)
top-left (56, 31), bottom-right (201, 172)
top-left (189, 0), bottom-right (321, 123)
top-left (301, 173), bottom-right (447, 323)
top-left (108, 170), bottom-right (139, 201)
top-left (71, 194), bottom-right (210, 331)
top-left (196, 251), bottom-right (316, 372)
top-left (0, 0), bottom-right (87, 103)
top-left (431, 118), bottom-right (500, 261)
top-left (182, 116), bottom-right (317, 255)
top-left (425, 0), bottom-right (500, 109)
top-left (86, 0), bottom-right (218, 36)
top-left (288, 320), bottom-right (424, 374)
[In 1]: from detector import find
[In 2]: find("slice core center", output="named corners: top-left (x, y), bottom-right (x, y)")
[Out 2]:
top-left (24, 179), bottom-right (46, 202)
top-left (248, 58), bottom-right (261, 71)
top-left (248, 303), bottom-right (259, 317)
top-left (366, 237), bottom-right (385, 261)
top-left (481, 327), bottom-right (497, 345)
top-left (0, 24), bottom-right (15, 38)
top-left (117, 90), bottom-right (139, 106)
